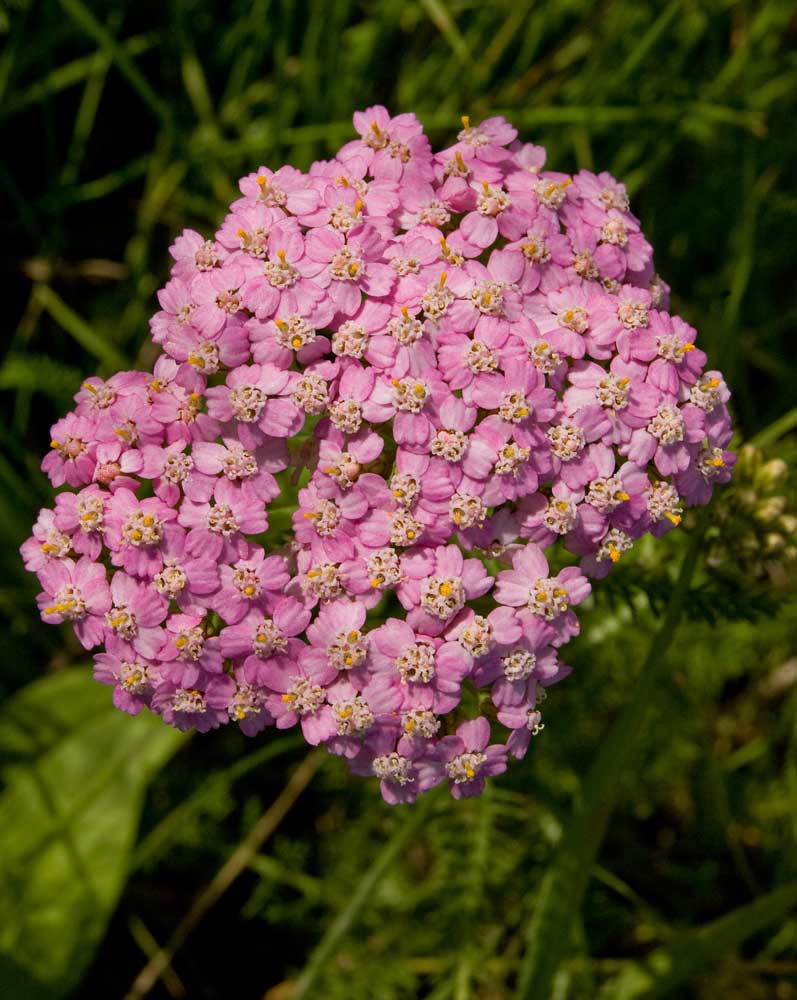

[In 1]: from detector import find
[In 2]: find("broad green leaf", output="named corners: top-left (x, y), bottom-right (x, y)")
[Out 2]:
top-left (0, 669), bottom-right (186, 998)
top-left (599, 882), bottom-right (797, 999)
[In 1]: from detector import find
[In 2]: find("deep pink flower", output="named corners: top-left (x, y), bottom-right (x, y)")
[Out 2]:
top-left (36, 556), bottom-right (111, 649)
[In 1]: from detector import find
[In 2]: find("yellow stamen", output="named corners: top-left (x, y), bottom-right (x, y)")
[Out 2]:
top-left (354, 199), bottom-right (363, 215)
top-left (708, 378), bottom-right (720, 388)
top-left (439, 271), bottom-right (447, 287)
top-left (291, 336), bottom-right (303, 349)
top-left (401, 305), bottom-right (409, 318)
top-left (406, 529), bottom-right (416, 540)
top-left (175, 636), bottom-right (187, 648)
top-left (256, 175), bottom-right (267, 188)
top-left (243, 584), bottom-right (256, 596)
top-left (237, 227), bottom-right (247, 238)
top-left (682, 342), bottom-right (695, 352)
top-left (50, 439), bottom-right (60, 449)
top-left (344, 654), bottom-right (353, 666)
top-left (304, 511), bottom-right (317, 519)
top-left (142, 515), bottom-right (154, 527)
top-left (405, 717), bottom-right (415, 732)
top-left (348, 631), bottom-right (359, 642)
top-left (461, 115), bottom-right (470, 130)
top-left (339, 705), bottom-right (353, 719)
top-left (348, 262), bottom-right (360, 276)
top-left (45, 598), bottom-right (75, 615)
top-left (455, 150), bottom-right (466, 171)
top-left (711, 457), bottom-right (725, 467)
top-left (439, 582), bottom-right (452, 597)
top-left (130, 529), bottom-right (142, 541)
top-left (609, 546), bottom-right (622, 563)
top-left (664, 512), bottom-right (682, 526)
top-left (82, 382), bottom-right (98, 394)
top-left (277, 249), bottom-right (286, 261)
top-left (110, 615), bottom-right (127, 628)
top-left (281, 692), bottom-right (297, 702)
top-left (465, 763), bottom-right (475, 779)
top-left (370, 577), bottom-right (381, 588)
top-left (616, 491), bottom-right (631, 501)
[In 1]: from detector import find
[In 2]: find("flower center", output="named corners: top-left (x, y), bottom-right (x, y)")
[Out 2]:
top-left (251, 618), bottom-right (287, 656)
top-left (447, 751), bottom-right (487, 784)
top-left (396, 642), bottom-right (436, 684)
top-left (647, 404), bottom-right (684, 445)
top-left (420, 576), bottom-right (465, 620)
top-left (328, 629), bottom-right (368, 670)
top-left (275, 316), bottom-right (316, 351)
top-left (585, 475), bottom-right (631, 513)
top-left (332, 321), bottom-right (368, 358)
top-left (596, 374), bottom-right (630, 410)
top-left (333, 695), bottom-right (374, 735)
top-left (449, 491), bottom-right (486, 528)
top-left (528, 578), bottom-right (570, 619)
top-left (206, 503), bottom-right (239, 535)
top-left (366, 547), bottom-right (402, 589)
top-left (329, 399), bottom-right (363, 434)
top-left (459, 614), bottom-right (493, 656)
top-left (122, 510), bottom-right (163, 547)
top-left (502, 649), bottom-right (536, 681)
top-left (281, 678), bottom-right (325, 714)
top-left (229, 385), bottom-right (267, 422)
top-left (392, 377), bottom-right (429, 412)
top-left (430, 429), bottom-right (466, 462)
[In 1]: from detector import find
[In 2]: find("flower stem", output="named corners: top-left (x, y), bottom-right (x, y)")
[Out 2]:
top-left (516, 509), bottom-right (709, 998)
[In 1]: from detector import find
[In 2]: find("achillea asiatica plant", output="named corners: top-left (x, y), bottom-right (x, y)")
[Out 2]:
top-left (22, 108), bottom-right (734, 803)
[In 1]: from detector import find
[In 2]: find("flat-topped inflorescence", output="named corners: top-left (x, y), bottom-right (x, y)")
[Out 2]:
top-left (22, 108), bottom-right (734, 803)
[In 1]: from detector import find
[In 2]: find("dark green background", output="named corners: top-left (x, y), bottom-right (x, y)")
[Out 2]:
top-left (1, 2), bottom-right (796, 998)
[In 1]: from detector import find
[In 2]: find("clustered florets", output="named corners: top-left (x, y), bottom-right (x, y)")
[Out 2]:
top-left (22, 107), bottom-right (734, 804)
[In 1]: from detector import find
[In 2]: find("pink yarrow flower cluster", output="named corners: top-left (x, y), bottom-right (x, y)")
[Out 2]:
top-left (23, 109), bottom-right (734, 804)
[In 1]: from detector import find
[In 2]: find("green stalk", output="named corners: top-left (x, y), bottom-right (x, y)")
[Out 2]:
top-left (291, 790), bottom-right (439, 999)
top-left (516, 513), bottom-right (708, 997)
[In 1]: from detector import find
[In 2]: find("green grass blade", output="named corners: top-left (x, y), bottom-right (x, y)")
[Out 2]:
top-left (418, 0), bottom-right (471, 66)
top-left (0, 35), bottom-right (155, 118)
top-left (56, 0), bottom-right (171, 126)
top-left (598, 882), bottom-right (797, 999)
top-left (33, 285), bottom-right (127, 371)
top-left (291, 790), bottom-right (439, 999)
